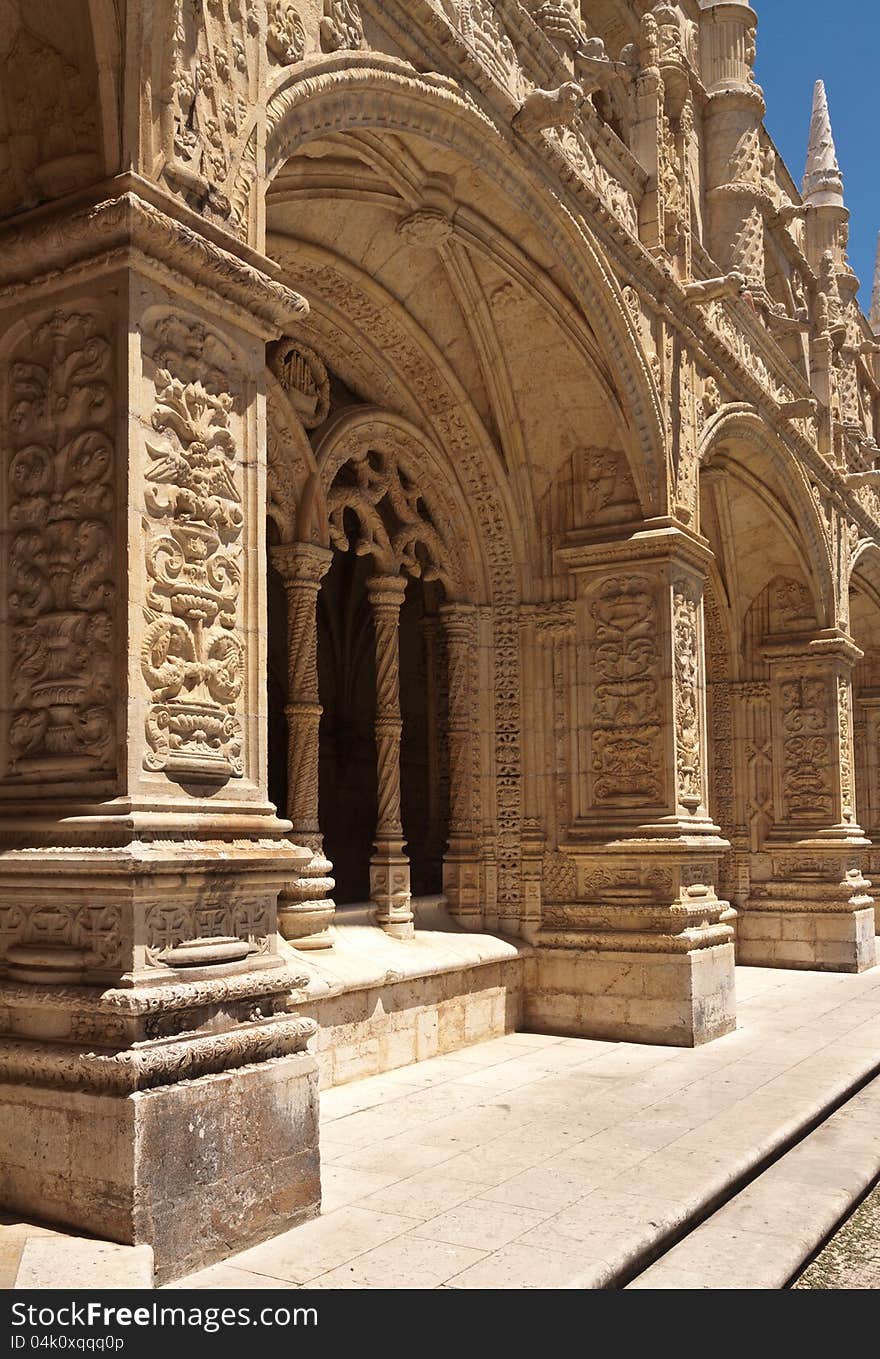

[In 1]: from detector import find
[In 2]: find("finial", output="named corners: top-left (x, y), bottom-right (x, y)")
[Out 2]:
top-left (802, 79), bottom-right (844, 207)
top-left (871, 233), bottom-right (880, 336)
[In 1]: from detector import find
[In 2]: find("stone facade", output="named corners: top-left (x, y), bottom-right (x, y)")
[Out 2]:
top-left (0, 0), bottom-right (878, 1280)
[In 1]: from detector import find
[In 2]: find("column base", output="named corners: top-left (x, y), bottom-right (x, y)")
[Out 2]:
top-left (370, 850), bottom-right (413, 939)
top-left (278, 849), bottom-right (336, 950)
top-left (741, 849), bottom-right (877, 972)
top-left (0, 1052), bottom-right (320, 1285)
top-left (737, 907), bottom-right (877, 972)
top-left (525, 939), bottom-right (736, 1047)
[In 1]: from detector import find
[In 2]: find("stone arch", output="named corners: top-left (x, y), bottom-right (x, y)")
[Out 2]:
top-left (263, 55), bottom-right (666, 515)
top-left (313, 407), bottom-right (483, 604)
top-left (266, 368), bottom-right (327, 547)
top-left (267, 238), bottom-right (521, 608)
top-left (699, 406), bottom-right (836, 629)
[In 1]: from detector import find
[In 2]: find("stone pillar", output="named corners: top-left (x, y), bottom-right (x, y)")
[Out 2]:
top-left (701, 2), bottom-right (767, 289)
top-left (0, 190), bottom-right (320, 1283)
top-left (529, 521), bottom-right (736, 1047)
top-left (441, 602), bottom-right (481, 925)
top-left (855, 693), bottom-right (880, 935)
top-left (367, 574), bottom-right (413, 938)
top-left (419, 613), bottom-right (448, 892)
top-left (741, 632), bottom-right (875, 972)
top-left (270, 542), bottom-right (335, 949)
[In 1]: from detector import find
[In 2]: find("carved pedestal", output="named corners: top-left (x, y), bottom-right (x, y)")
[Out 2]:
top-left (271, 543), bottom-right (336, 949)
top-left (740, 632), bottom-right (876, 972)
top-left (0, 189), bottom-right (320, 1281)
top-left (528, 522), bottom-right (736, 1046)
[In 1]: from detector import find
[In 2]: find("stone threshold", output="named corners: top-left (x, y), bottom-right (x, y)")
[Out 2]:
top-left (627, 1072), bottom-right (880, 1288)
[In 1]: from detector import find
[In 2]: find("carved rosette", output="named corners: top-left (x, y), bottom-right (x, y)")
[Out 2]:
top-left (141, 331), bottom-right (245, 783)
top-left (672, 576), bottom-right (705, 811)
top-left (588, 576), bottom-right (664, 805)
top-left (3, 309), bottom-right (116, 781)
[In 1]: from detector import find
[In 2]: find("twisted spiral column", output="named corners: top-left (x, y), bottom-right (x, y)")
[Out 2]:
top-left (440, 601), bottom-right (481, 922)
top-left (270, 542), bottom-right (335, 949)
top-left (367, 574), bottom-right (412, 938)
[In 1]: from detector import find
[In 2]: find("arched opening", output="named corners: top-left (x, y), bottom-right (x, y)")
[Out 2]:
top-left (316, 542), bottom-right (376, 905)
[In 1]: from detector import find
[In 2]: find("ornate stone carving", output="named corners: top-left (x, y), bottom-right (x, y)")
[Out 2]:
top-left (3, 309), bottom-right (115, 780)
top-left (159, 0), bottom-right (262, 237)
top-left (268, 337), bottom-right (330, 429)
top-left (267, 2), bottom-right (307, 66)
top-left (327, 444), bottom-right (452, 589)
top-left (320, 0), bottom-right (364, 53)
top-left (589, 577), bottom-right (663, 804)
top-left (142, 327), bottom-right (244, 782)
top-left (672, 577), bottom-right (703, 810)
top-left (778, 676), bottom-right (833, 822)
top-left (367, 574), bottom-right (413, 937)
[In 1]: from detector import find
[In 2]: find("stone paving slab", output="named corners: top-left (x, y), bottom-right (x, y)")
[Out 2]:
top-left (170, 962), bottom-right (880, 1291)
top-left (0, 1216), bottom-right (153, 1290)
top-left (627, 1072), bottom-right (880, 1288)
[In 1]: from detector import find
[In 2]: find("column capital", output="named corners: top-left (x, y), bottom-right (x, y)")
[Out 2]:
top-left (760, 628), bottom-right (864, 669)
top-left (270, 541), bottom-right (333, 586)
top-left (555, 517), bottom-right (714, 578)
top-left (366, 573), bottom-right (408, 607)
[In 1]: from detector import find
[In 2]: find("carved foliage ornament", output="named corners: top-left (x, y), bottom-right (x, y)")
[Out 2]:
top-left (672, 577), bottom-right (703, 808)
top-left (267, 1), bottom-right (306, 65)
top-left (142, 323), bottom-right (244, 781)
top-left (320, 0), bottom-right (364, 52)
top-left (161, 0), bottom-right (261, 237)
top-left (4, 310), bottom-right (115, 780)
top-left (590, 577), bottom-right (664, 804)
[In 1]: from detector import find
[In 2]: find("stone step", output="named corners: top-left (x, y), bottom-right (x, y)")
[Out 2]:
top-left (626, 1074), bottom-right (880, 1289)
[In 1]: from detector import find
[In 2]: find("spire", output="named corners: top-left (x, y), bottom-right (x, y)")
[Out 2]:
top-left (871, 233), bottom-right (880, 336)
top-left (802, 79), bottom-right (844, 207)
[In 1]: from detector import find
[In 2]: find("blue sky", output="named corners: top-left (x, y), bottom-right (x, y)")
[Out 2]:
top-left (754, 1), bottom-right (878, 313)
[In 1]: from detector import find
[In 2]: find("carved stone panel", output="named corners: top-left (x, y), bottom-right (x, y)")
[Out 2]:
top-left (141, 318), bottom-right (245, 783)
top-left (587, 576), bottom-right (664, 807)
top-left (2, 308), bottom-right (116, 782)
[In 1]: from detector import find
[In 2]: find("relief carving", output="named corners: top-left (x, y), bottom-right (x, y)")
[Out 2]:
top-left (590, 577), bottom-right (663, 804)
top-left (141, 325), bottom-right (244, 782)
top-left (672, 577), bottom-right (703, 809)
top-left (4, 310), bottom-right (115, 779)
top-left (320, 0), bottom-right (364, 52)
top-left (778, 675), bottom-right (833, 822)
top-left (267, 1), bottom-right (306, 66)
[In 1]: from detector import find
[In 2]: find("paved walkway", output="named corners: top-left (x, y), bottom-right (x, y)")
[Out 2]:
top-left (169, 962), bottom-right (880, 1290)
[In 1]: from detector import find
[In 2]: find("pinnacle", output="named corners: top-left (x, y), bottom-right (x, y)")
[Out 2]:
top-left (871, 233), bottom-right (880, 335)
top-left (802, 79), bottom-right (845, 206)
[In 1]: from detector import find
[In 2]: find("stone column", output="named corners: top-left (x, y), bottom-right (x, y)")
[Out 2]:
top-left (0, 190), bottom-right (320, 1283)
top-left (529, 521), bottom-right (736, 1047)
top-left (855, 693), bottom-right (880, 934)
top-left (740, 631), bottom-right (875, 971)
top-left (419, 613), bottom-right (448, 891)
top-left (270, 542), bottom-right (335, 948)
top-left (367, 574), bottom-right (413, 938)
top-left (441, 602), bottom-right (481, 925)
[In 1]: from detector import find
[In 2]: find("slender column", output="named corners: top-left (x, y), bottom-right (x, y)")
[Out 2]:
top-left (271, 542), bottom-right (335, 948)
top-left (367, 574), bottom-right (412, 938)
top-left (741, 631), bottom-right (875, 971)
top-left (441, 602), bottom-right (481, 924)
